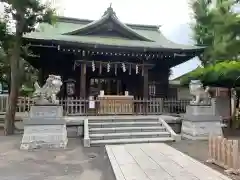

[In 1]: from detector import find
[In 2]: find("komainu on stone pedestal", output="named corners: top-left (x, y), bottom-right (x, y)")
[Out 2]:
top-left (181, 80), bottom-right (222, 140)
top-left (189, 80), bottom-right (210, 105)
top-left (20, 75), bottom-right (68, 150)
top-left (32, 75), bottom-right (63, 105)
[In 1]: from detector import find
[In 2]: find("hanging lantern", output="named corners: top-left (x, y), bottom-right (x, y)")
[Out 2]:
top-left (107, 62), bottom-right (110, 72)
top-left (92, 61), bottom-right (95, 72)
top-left (122, 63), bottom-right (126, 72)
top-left (136, 64), bottom-right (139, 74)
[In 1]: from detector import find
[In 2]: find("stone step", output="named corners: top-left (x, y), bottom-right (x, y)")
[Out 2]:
top-left (89, 118), bottom-right (159, 123)
top-left (89, 126), bottom-right (166, 134)
top-left (90, 137), bottom-right (174, 146)
top-left (90, 131), bottom-right (171, 140)
top-left (88, 122), bottom-right (161, 128)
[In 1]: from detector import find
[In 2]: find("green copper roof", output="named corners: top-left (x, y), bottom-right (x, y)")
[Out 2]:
top-left (24, 6), bottom-right (203, 51)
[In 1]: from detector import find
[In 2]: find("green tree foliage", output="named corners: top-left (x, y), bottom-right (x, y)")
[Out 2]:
top-left (0, 47), bottom-right (38, 94)
top-left (190, 0), bottom-right (240, 65)
top-left (180, 61), bottom-right (240, 87)
top-left (0, 0), bottom-right (56, 135)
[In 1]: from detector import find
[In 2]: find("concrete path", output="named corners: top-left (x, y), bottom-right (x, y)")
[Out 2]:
top-left (106, 143), bottom-right (231, 180)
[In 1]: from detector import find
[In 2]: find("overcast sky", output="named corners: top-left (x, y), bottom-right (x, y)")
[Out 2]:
top-left (54, 0), bottom-right (191, 25)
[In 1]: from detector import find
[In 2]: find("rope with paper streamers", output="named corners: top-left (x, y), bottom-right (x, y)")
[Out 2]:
top-left (73, 60), bottom-right (153, 75)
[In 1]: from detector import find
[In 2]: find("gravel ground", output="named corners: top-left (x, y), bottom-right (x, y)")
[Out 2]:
top-left (0, 135), bottom-right (115, 180)
top-left (167, 140), bottom-right (240, 180)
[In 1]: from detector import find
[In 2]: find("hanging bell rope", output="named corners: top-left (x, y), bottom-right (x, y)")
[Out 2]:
top-left (92, 61), bottom-right (95, 72)
top-left (122, 63), bottom-right (126, 72)
top-left (107, 62), bottom-right (110, 72)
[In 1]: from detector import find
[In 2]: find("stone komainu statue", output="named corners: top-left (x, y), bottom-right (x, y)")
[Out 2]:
top-left (189, 80), bottom-right (210, 105)
top-left (32, 75), bottom-right (63, 105)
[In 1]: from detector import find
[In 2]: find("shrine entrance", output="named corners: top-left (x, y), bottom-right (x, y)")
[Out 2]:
top-left (89, 78), bottom-right (126, 97)
top-left (71, 60), bottom-right (151, 99)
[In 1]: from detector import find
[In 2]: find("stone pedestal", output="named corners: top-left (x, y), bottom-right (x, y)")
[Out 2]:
top-left (181, 105), bottom-right (222, 140)
top-left (20, 105), bottom-right (68, 150)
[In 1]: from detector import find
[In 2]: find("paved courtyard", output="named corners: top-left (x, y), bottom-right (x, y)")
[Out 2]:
top-left (106, 143), bottom-right (232, 180)
top-left (0, 134), bottom-right (236, 180)
top-left (0, 135), bottom-right (115, 180)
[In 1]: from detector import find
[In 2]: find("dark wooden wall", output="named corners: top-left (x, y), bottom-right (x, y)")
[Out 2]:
top-left (37, 50), bottom-right (171, 98)
top-left (148, 61), bottom-right (170, 98)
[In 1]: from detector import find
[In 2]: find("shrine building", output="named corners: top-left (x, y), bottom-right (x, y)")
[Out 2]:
top-left (23, 6), bottom-right (204, 100)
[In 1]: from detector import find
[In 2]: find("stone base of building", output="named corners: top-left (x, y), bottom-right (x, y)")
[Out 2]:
top-left (181, 105), bottom-right (222, 140)
top-left (20, 124), bottom-right (68, 150)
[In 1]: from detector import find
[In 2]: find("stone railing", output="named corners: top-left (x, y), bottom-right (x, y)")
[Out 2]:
top-left (158, 117), bottom-right (181, 141)
top-left (83, 118), bottom-right (90, 147)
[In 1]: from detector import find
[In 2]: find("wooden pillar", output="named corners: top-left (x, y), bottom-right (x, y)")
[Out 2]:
top-left (117, 80), bottom-right (120, 95)
top-left (107, 79), bottom-right (111, 95)
top-left (97, 79), bottom-right (101, 93)
top-left (80, 63), bottom-right (86, 98)
top-left (143, 67), bottom-right (149, 99)
top-left (38, 68), bottom-right (44, 86)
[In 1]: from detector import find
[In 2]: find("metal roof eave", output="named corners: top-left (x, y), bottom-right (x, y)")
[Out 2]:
top-left (24, 37), bottom-right (205, 54)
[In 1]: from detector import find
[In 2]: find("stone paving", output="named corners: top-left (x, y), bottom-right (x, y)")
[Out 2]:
top-left (0, 134), bottom-right (234, 180)
top-left (0, 136), bottom-right (115, 180)
top-left (106, 143), bottom-right (232, 180)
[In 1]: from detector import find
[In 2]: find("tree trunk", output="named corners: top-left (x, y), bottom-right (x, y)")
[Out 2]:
top-left (230, 88), bottom-right (235, 128)
top-left (235, 90), bottom-right (240, 128)
top-left (4, 26), bottom-right (22, 135)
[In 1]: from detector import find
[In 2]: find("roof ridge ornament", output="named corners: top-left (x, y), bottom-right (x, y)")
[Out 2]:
top-left (103, 3), bottom-right (116, 17)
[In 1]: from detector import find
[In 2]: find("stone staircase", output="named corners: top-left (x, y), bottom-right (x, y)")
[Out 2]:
top-left (84, 117), bottom-right (180, 147)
